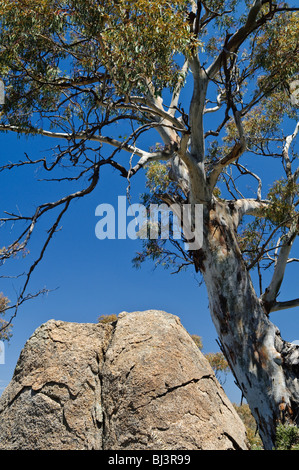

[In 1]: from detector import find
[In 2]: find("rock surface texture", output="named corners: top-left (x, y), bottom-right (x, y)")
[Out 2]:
top-left (0, 310), bottom-right (248, 450)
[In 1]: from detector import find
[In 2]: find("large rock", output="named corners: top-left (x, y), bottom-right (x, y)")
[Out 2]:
top-left (0, 310), bottom-right (248, 450)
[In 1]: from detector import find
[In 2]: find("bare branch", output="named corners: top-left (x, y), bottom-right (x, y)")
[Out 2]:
top-left (169, 60), bottom-right (189, 116)
top-left (261, 220), bottom-right (298, 310)
top-left (204, 89), bottom-right (225, 114)
top-left (0, 124), bottom-right (150, 158)
top-left (282, 121), bottom-right (299, 179)
top-left (234, 162), bottom-right (262, 201)
top-left (126, 149), bottom-right (174, 178)
top-left (208, 141), bottom-right (245, 190)
top-left (116, 96), bottom-right (186, 132)
top-left (270, 298), bottom-right (299, 313)
top-left (0, 159), bottom-right (103, 328)
top-left (207, 0), bottom-right (272, 80)
top-left (0, 288), bottom-right (51, 334)
top-left (0, 159), bottom-right (102, 260)
top-left (234, 197), bottom-right (269, 223)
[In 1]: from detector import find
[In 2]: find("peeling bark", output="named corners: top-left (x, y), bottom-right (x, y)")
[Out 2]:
top-left (198, 200), bottom-right (299, 449)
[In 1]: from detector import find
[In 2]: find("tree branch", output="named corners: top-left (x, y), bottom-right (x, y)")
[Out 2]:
top-left (282, 121), bottom-right (299, 179)
top-left (0, 124), bottom-right (149, 158)
top-left (116, 96), bottom-right (186, 133)
top-left (261, 220), bottom-right (298, 311)
top-left (0, 123), bottom-right (179, 175)
top-left (270, 298), bottom-right (299, 313)
top-left (0, 160), bottom-right (103, 328)
top-left (207, 0), bottom-right (271, 80)
top-left (235, 162), bottom-right (262, 201)
top-left (169, 60), bottom-right (189, 117)
top-left (208, 140), bottom-right (245, 190)
top-left (189, 56), bottom-right (208, 160)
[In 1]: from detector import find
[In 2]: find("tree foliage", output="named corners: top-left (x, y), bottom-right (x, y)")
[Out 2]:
top-left (274, 424), bottom-right (299, 450)
top-left (0, 0), bottom-right (196, 126)
top-left (98, 313), bottom-right (118, 324)
top-left (190, 334), bottom-right (230, 384)
top-left (234, 403), bottom-right (263, 449)
top-left (204, 351), bottom-right (230, 383)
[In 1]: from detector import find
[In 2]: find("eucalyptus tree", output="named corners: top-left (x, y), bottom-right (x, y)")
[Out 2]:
top-left (0, 0), bottom-right (298, 449)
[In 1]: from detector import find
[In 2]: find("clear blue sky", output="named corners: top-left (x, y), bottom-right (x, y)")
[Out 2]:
top-left (0, 90), bottom-right (298, 405)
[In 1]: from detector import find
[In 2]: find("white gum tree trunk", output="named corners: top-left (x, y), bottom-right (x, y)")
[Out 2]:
top-left (197, 200), bottom-right (299, 450)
